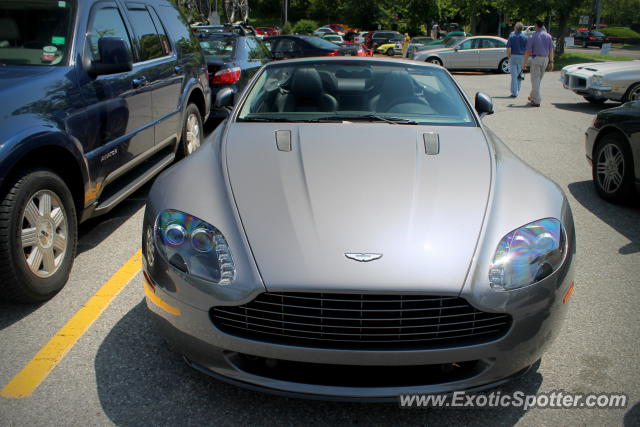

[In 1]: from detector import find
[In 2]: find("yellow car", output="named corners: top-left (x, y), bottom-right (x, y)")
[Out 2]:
top-left (376, 42), bottom-right (402, 56)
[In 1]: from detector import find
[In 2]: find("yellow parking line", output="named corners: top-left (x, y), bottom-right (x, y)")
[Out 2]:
top-left (1, 249), bottom-right (142, 399)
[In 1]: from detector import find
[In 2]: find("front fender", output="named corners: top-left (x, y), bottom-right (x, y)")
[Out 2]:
top-left (461, 130), bottom-right (575, 312)
top-left (143, 123), bottom-right (265, 312)
top-left (0, 123), bottom-right (89, 195)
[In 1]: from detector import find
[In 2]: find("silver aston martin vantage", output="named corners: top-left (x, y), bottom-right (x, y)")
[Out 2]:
top-left (141, 57), bottom-right (575, 401)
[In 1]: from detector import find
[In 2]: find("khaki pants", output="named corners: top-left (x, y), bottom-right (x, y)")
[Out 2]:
top-left (529, 56), bottom-right (548, 104)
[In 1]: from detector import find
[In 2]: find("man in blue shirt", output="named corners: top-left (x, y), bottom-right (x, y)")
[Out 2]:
top-left (523, 19), bottom-right (555, 106)
top-left (506, 22), bottom-right (528, 97)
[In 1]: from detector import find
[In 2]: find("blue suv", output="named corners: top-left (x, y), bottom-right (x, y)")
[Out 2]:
top-left (0, 0), bottom-right (211, 302)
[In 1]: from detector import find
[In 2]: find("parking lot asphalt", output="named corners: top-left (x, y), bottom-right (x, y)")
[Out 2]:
top-left (0, 70), bottom-right (638, 426)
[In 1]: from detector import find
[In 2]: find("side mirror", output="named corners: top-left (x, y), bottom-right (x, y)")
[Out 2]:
top-left (475, 92), bottom-right (494, 117)
top-left (88, 37), bottom-right (132, 77)
top-left (215, 87), bottom-right (235, 108)
top-left (273, 52), bottom-right (285, 60)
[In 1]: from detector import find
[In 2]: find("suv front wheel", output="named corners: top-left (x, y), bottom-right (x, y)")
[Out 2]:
top-left (0, 169), bottom-right (77, 302)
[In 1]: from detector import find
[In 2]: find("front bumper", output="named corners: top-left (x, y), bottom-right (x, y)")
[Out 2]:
top-left (561, 74), bottom-right (624, 101)
top-left (143, 258), bottom-right (574, 401)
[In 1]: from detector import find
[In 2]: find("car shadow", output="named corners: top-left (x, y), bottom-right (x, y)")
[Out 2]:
top-left (551, 102), bottom-right (619, 114)
top-left (95, 301), bottom-right (543, 426)
top-left (567, 180), bottom-right (640, 254)
top-left (0, 300), bottom-right (43, 331)
top-left (625, 401), bottom-right (640, 426)
top-left (76, 182), bottom-right (151, 255)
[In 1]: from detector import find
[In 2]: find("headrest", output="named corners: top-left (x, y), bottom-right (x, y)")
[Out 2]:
top-left (291, 68), bottom-right (324, 100)
top-left (381, 71), bottom-right (414, 98)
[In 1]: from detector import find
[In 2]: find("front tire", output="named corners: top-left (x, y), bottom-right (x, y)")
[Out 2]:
top-left (180, 103), bottom-right (203, 156)
top-left (0, 169), bottom-right (77, 302)
top-left (426, 57), bottom-right (442, 66)
top-left (592, 134), bottom-right (636, 204)
top-left (385, 48), bottom-right (395, 56)
top-left (623, 82), bottom-right (640, 103)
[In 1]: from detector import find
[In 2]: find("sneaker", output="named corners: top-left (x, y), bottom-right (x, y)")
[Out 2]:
top-left (530, 101), bottom-right (540, 107)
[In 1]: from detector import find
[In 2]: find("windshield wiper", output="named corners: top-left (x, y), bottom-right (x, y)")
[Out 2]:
top-left (316, 114), bottom-right (418, 124)
top-left (237, 117), bottom-right (319, 123)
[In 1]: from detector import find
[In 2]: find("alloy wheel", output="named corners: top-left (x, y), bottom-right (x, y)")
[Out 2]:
top-left (185, 113), bottom-right (201, 154)
top-left (596, 143), bottom-right (625, 194)
top-left (20, 189), bottom-right (68, 278)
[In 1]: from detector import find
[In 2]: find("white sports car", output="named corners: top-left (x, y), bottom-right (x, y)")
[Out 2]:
top-left (561, 60), bottom-right (640, 104)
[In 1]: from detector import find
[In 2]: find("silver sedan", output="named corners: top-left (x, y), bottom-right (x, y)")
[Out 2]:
top-left (141, 57), bottom-right (575, 401)
top-left (413, 36), bottom-right (510, 74)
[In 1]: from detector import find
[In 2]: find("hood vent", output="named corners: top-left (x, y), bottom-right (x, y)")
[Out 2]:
top-left (423, 132), bottom-right (440, 155)
top-left (275, 130), bottom-right (292, 152)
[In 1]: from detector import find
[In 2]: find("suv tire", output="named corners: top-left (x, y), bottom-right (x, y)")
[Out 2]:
top-left (0, 169), bottom-right (77, 303)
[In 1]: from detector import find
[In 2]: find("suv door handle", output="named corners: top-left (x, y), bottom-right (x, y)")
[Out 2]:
top-left (174, 65), bottom-right (184, 74)
top-left (131, 76), bottom-right (147, 88)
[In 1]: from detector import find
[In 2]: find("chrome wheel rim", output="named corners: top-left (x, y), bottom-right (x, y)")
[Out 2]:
top-left (20, 190), bottom-right (68, 278)
top-left (428, 58), bottom-right (441, 66)
top-left (596, 143), bottom-right (625, 194)
top-left (185, 113), bottom-right (201, 154)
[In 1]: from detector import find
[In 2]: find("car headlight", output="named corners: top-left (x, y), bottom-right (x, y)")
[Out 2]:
top-left (590, 75), bottom-right (604, 87)
top-left (489, 218), bottom-right (566, 290)
top-left (154, 210), bottom-right (235, 285)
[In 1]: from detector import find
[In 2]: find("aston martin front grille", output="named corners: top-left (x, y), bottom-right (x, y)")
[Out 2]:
top-left (211, 292), bottom-right (512, 350)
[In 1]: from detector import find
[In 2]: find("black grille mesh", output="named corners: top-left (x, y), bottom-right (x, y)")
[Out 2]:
top-left (211, 292), bottom-right (511, 350)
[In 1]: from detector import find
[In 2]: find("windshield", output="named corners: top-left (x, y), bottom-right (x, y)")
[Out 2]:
top-left (237, 60), bottom-right (475, 126)
top-left (0, 0), bottom-right (74, 66)
top-left (590, 31), bottom-right (605, 36)
top-left (198, 34), bottom-right (235, 58)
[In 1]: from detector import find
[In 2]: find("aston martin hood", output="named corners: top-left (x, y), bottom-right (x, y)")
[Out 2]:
top-left (225, 124), bottom-right (491, 293)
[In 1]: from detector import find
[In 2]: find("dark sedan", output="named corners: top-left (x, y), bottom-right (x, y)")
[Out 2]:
top-left (574, 30), bottom-right (610, 48)
top-left (263, 35), bottom-right (347, 59)
top-left (194, 27), bottom-right (272, 116)
top-left (585, 101), bottom-right (640, 203)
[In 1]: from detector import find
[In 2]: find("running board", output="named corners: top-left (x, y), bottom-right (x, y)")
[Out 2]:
top-left (93, 152), bottom-right (175, 217)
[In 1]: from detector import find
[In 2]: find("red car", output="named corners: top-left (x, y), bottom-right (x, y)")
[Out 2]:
top-left (337, 42), bottom-right (372, 56)
top-left (255, 26), bottom-right (279, 37)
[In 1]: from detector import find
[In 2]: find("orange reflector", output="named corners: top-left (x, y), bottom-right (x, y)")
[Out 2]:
top-left (143, 276), bottom-right (181, 316)
top-left (562, 282), bottom-right (574, 304)
top-left (143, 270), bottom-right (154, 292)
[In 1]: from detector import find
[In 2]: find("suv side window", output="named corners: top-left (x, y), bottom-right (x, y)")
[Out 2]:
top-left (157, 4), bottom-right (198, 55)
top-left (126, 4), bottom-right (169, 61)
top-left (87, 3), bottom-right (134, 61)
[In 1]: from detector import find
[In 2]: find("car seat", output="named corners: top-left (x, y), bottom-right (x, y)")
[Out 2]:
top-left (275, 68), bottom-right (338, 112)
